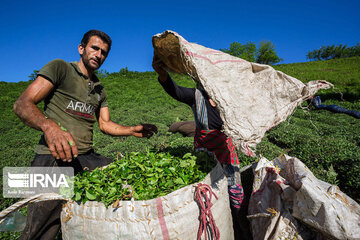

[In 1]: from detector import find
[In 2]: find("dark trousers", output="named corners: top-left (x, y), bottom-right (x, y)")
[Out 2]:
top-left (19, 150), bottom-right (113, 240)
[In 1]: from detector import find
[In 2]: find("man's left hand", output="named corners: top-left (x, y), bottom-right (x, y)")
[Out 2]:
top-left (133, 124), bottom-right (158, 139)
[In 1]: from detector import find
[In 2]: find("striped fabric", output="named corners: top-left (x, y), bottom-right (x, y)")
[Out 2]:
top-left (193, 89), bottom-right (244, 209)
top-left (194, 89), bottom-right (209, 130)
top-left (194, 129), bottom-right (239, 165)
top-left (228, 183), bottom-right (244, 209)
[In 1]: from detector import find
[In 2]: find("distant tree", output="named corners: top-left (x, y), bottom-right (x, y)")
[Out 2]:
top-left (256, 41), bottom-right (283, 65)
top-left (307, 43), bottom-right (360, 61)
top-left (320, 45), bottom-right (334, 60)
top-left (119, 67), bottom-right (129, 74)
top-left (94, 69), bottom-right (109, 78)
top-left (316, 49), bottom-right (322, 60)
top-left (312, 49), bottom-right (322, 61)
top-left (220, 40), bottom-right (282, 64)
top-left (333, 44), bottom-right (348, 59)
top-left (306, 50), bottom-right (316, 61)
top-left (349, 43), bottom-right (360, 57)
top-left (28, 70), bottom-right (39, 81)
top-left (220, 41), bottom-right (257, 62)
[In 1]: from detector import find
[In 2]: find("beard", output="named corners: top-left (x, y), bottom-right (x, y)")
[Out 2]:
top-left (81, 50), bottom-right (101, 71)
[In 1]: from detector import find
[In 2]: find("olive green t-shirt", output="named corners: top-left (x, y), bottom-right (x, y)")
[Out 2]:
top-left (35, 59), bottom-right (108, 154)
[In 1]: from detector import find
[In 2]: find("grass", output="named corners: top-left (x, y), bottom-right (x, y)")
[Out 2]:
top-left (0, 57), bottom-right (359, 237)
top-left (274, 56), bottom-right (360, 101)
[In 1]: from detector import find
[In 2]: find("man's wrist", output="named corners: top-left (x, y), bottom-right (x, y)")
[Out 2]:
top-left (41, 118), bottom-right (57, 133)
top-left (158, 72), bottom-right (169, 82)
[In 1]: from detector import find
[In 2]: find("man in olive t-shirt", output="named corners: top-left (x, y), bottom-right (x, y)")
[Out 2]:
top-left (35, 59), bottom-right (109, 155)
top-left (14, 30), bottom-right (157, 240)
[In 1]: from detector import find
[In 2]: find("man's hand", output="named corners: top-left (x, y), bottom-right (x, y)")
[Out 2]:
top-left (152, 53), bottom-right (168, 82)
top-left (98, 107), bottom-right (158, 138)
top-left (43, 120), bottom-right (78, 162)
top-left (13, 76), bottom-right (78, 162)
top-left (132, 124), bottom-right (158, 139)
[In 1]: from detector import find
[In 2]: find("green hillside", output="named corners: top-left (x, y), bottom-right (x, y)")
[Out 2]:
top-left (0, 57), bottom-right (359, 237)
top-left (274, 56), bottom-right (360, 100)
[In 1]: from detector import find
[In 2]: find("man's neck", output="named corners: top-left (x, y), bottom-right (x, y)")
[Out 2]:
top-left (78, 59), bottom-right (93, 79)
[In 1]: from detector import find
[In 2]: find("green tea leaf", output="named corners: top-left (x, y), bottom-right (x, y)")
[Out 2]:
top-left (86, 190), bottom-right (96, 200)
top-left (72, 151), bottom-right (215, 207)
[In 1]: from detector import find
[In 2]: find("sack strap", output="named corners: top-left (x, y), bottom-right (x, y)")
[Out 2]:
top-left (0, 193), bottom-right (66, 223)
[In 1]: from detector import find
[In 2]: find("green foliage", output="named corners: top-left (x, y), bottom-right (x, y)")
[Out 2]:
top-left (326, 165), bottom-right (339, 185)
top-left (119, 67), bottom-right (129, 74)
top-left (220, 40), bottom-right (282, 64)
top-left (307, 43), bottom-right (360, 61)
top-left (73, 151), bottom-right (215, 206)
top-left (220, 41), bottom-right (256, 62)
top-left (256, 41), bottom-right (283, 65)
top-left (94, 69), bottom-right (109, 79)
top-left (28, 70), bottom-right (39, 81)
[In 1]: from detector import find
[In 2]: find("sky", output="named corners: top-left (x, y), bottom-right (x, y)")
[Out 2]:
top-left (1, 0), bottom-right (359, 82)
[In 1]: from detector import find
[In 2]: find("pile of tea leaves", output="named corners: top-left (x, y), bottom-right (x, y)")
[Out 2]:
top-left (72, 151), bottom-right (216, 207)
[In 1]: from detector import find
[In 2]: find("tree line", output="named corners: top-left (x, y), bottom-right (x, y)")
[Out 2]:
top-left (220, 41), bottom-right (282, 65)
top-left (306, 43), bottom-right (360, 61)
top-left (220, 41), bottom-right (360, 65)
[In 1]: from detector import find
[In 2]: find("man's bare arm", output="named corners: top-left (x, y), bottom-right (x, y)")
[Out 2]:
top-left (13, 76), bottom-right (78, 161)
top-left (97, 107), bottom-right (157, 138)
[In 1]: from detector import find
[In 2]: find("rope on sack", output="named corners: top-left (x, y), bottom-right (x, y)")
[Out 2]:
top-left (0, 193), bottom-right (66, 223)
top-left (195, 183), bottom-right (220, 240)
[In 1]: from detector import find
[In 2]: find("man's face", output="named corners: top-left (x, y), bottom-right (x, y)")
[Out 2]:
top-left (79, 36), bottom-right (109, 71)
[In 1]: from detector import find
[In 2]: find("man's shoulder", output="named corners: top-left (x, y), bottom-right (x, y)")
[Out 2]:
top-left (41, 59), bottom-right (73, 71)
top-left (38, 59), bottom-right (76, 86)
top-left (46, 59), bottom-right (70, 65)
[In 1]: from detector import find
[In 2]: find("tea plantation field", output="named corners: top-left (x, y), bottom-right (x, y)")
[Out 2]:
top-left (0, 57), bottom-right (359, 238)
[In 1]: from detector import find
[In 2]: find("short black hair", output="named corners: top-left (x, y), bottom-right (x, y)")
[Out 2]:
top-left (81, 30), bottom-right (112, 53)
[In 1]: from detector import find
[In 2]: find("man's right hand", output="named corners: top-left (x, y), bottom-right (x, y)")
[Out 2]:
top-left (43, 120), bottom-right (78, 162)
top-left (14, 76), bottom-right (78, 162)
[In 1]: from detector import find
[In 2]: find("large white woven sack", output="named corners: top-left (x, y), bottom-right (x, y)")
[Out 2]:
top-left (277, 155), bottom-right (360, 240)
top-left (152, 30), bottom-right (333, 156)
top-left (248, 155), bottom-right (360, 240)
top-left (60, 162), bottom-right (234, 240)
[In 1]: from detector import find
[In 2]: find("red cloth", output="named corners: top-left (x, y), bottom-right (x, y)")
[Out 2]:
top-left (194, 129), bottom-right (239, 165)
